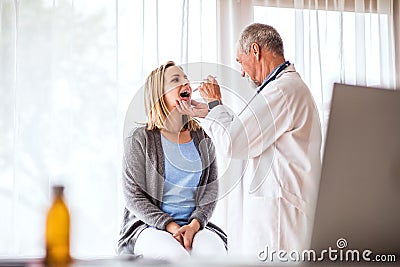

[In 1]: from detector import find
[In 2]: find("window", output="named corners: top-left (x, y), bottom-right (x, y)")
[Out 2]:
top-left (254, 3), bottom-right (395, 130)
top-left (0, 0), bottom-right (217, 258)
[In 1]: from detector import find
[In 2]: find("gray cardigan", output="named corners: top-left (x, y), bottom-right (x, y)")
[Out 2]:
top-left (117, 126), bottom-right (227, 254)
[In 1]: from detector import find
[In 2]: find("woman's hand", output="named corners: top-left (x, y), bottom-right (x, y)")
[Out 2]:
top-left (166, 221), bottom-right (184, 246)
top-left (175, 75), bottom-right (222, 118)
top-left (176, 99), bottom-right (209, 118)
top-left (173, 219), bottom-right (201, 251)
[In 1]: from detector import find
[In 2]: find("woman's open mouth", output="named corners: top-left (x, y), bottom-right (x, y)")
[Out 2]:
top-left (179, 90), bottom-right (191, 100)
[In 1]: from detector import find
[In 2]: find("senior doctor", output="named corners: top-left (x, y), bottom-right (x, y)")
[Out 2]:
top-left (176, 23), bottom-right (322, 257)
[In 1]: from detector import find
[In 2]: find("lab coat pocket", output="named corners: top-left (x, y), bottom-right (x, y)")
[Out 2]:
top-left (243, 195), bottom-right (279, 255)
top-left (279, 188), bottom-right (313, 251)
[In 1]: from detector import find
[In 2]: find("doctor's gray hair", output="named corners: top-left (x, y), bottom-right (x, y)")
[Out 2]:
top-left (238, 23), bottom-right (284, 57)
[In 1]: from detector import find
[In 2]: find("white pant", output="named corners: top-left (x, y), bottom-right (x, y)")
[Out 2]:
top-left (135, 227), bottom-right (226, 262)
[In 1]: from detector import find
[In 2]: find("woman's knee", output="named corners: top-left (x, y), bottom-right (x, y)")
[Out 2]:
top-left (135, 228), bottom-right (190, 261)
top-left (191, 229), bottom-right (227, 257)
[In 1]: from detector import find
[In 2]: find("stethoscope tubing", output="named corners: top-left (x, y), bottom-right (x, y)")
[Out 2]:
top-left (237, 61), bottom-right (290, 117)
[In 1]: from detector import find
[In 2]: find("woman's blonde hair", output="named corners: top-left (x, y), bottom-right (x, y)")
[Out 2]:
top-left (144, 61), bottom-right (200, 131)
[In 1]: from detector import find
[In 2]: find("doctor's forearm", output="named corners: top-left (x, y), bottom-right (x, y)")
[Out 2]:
top-left (203, 107), bottom-right (264, 159)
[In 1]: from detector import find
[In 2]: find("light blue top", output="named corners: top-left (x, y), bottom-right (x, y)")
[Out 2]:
top-left (160, 134), bottom-right (202, 226)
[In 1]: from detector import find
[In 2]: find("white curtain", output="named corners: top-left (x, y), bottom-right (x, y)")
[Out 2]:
top-left (0, 0), bottom-right (217, 258)
top-left (0, 0), bottom-right (123, 258)
top-left (395, 0), bottom-right (400, 89)
top-left (213, 0), bottom-right (397, 255)
top-left (252, 0), bottom-right (396, 135)
top-left (0, 0), bottom-right (397, 259)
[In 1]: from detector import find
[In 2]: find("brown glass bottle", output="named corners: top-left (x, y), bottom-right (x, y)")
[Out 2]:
top-left (45, 185), bottom-right (71, 265)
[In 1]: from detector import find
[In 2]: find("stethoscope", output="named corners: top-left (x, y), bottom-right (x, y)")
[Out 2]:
top-left (237, 61), bottom-right (291, 116)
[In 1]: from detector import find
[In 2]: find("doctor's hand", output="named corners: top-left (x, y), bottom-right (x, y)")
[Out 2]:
top-left (199, 75), bottom-right (222, 102)
top-left (176, 99), bottom-right (209, 118)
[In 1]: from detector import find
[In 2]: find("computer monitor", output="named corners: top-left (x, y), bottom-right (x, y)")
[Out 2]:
top-left (311, 83), bottom-right (400, 258)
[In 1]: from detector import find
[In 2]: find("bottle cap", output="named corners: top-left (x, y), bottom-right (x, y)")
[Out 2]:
top-left (53, 185), bottom-right (64, 197)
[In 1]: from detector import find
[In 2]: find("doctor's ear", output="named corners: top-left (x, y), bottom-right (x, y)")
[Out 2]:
top-left (251, 43), bottom-right (260, 60)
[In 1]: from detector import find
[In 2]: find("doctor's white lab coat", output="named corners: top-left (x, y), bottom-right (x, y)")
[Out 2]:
top-left (202, 64), bottom-right (322, 259)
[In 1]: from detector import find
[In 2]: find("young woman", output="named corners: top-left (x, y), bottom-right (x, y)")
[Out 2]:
top-left (117, 61), bottom-right (227, 261)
